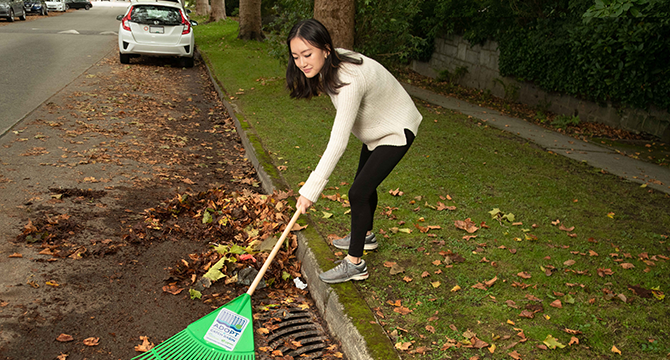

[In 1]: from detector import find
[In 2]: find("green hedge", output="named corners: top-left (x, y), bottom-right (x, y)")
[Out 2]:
top-left (267, 0), bottom-right (670, 111)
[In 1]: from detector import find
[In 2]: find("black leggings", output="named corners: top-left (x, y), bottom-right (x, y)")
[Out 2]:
top-left (348, 129), bottom-right (415, 257)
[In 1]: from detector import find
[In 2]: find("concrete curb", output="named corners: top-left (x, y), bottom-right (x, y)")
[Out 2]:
top-left (198, 49), bottom-right (397, 360)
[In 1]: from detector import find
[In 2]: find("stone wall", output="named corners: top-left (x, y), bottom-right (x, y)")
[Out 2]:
top-left (411, 35), bottom-right (670, 141)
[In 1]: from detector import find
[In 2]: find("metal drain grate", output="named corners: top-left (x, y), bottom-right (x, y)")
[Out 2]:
top-left (256, 306), bottom-right (330, 359)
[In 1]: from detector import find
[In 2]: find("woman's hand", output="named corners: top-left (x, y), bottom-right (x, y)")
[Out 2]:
top-left (296, 195), bottom-right (313, 214)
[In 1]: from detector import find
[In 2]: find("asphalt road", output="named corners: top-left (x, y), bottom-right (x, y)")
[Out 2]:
top-left (0, 2), bottom-right (129, 137)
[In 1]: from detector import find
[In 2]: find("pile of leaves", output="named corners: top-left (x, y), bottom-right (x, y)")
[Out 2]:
top-left (124, 188), bottom-right (304, 303)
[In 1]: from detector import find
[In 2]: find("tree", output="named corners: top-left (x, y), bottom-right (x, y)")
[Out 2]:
top-left (238, 0), bottom-right (264, 41)
top-left (195, 0), bottom-right (209, 17)
top-left (314, 0), bottom-right (354, 50)
top-left (209, 0), bottom-right (226, 22)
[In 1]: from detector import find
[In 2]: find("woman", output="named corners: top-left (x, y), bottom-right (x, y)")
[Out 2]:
top-left (287, 19), bottom-right (422, 284)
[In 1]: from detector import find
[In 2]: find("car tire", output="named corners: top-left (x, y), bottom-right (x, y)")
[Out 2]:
top-left (85, 4), bottom-right (90, 9)
top-left (19, 9), bottom-right (26, 20)
top-left (181, 57), bottom-right (194, 68)
top-left (8, 9), bottom-right (14, 21)
top-left (119, 53), bottom-right (130, 64)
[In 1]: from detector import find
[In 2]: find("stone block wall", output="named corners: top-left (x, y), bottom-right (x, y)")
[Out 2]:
top-left (411, 35), bottom-right (670, 141)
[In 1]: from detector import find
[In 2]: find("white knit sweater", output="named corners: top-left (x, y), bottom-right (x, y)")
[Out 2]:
top-left (298, 50), bottom-right (423, 203)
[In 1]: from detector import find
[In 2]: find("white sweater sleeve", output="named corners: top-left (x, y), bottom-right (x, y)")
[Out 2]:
top-left (299, 76), bottom-right (364, 203)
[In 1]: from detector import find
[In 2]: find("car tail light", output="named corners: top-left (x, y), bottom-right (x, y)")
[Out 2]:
top-left (122, 7), bottom-right (132, 32)
top-left (180, 10), bottom-right (190, 35)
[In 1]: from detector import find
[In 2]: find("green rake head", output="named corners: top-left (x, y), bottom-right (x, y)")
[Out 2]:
top-left (132, 294), bottom-right (256, 360)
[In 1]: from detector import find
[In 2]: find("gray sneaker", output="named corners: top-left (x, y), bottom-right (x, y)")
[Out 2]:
top-left (332, 233), bottom-right (378, 251)
top-left (319, 258), bottom-right (369, 284)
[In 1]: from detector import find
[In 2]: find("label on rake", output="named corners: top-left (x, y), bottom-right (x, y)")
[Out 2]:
top-left (204, 308), bottom-right (250, 351)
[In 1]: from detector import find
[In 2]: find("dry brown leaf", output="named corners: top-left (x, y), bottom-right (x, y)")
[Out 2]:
top-left (620, 263), bottom-right (635, 269)
top-left (402, 276), bottom-right (413, 283)
top-left (8, 253), bottom-right (23, 258)
top-left (569, 336), bottom-right (579, 346)
top-left (508, 350), bottom-right (522, 359)
top-left (550, 300), bottom-right (563, 308)
top-left (454, 218), bottom-right (479, 233)
top-left (559, 224), bottom-right (575, 232)
top-left (395, 341), bottom-right (412, 350)
top-left (56, 334), bottom-right (74, 342)
top-left (425, 325), bottom-right (436, 333)
top-left (564, 259), bottom-right (576, 266)
top-left (57, 353), bottom-right (68, 360)
top-left (517, 272), bottom-right (531, 279)
top-left (83, 337), bottom-right (100, 346)
top-left (134, 336), bottom-right (154, 352)
top-left (519, 310), bottom-right (534, 319)
top-left (393, 306), bottom-right (412, 315)
top-left (612, 345), bottom-right (621, 354)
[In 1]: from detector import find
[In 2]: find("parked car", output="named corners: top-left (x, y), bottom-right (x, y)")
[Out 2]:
top-left (24, 0), bottom-right (47, 15)
top-left (0, 0), bottom-right (27, 21)
top-left (117, 0), bottom-right (197, 67)
top-left (65, 0), bottom-right (90, 10)
top-left (45, 0), bottom-right (66, 12)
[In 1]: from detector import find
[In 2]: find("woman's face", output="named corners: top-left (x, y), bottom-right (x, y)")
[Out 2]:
top-left (290, 37), bottom-right (329, 79)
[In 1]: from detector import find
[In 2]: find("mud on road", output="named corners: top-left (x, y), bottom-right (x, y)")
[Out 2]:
top-left (0, 52), bottom-right (342, 360)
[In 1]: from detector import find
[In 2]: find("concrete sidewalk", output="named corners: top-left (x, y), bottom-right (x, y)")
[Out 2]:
top-left (403, 83), bottom-right (670, 195)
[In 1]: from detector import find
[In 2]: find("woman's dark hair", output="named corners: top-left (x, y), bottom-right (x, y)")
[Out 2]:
top-left (286, 19), bottom-right (362, 99)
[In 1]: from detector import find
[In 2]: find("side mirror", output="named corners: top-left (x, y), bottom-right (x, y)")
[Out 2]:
top-left (116, 14), bottom-right (123, 20)
top-left (190, 20), bottom-right (198, 26)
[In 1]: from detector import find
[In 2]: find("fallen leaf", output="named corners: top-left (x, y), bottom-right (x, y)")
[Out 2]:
top-left (543, 334), bottom-right (566, 349)
top-left (395, 341), bottom-right (411, 350)
top-left (425, 325), bottom-right (436, 333)
top-left (451, 285), bottom-right (461, 292)
top-left (454, 218), bottom-right (479, 233)
top-left (402, 276), bottom-right (413, 283)
top-left (57, 353), bottom-right (68, 360)
top-left (431, 281), bottom-right (441, 288)
top-left (508, 350), bottom-right (522, 359)
top-left (559, 224), bottom-right (575, 232)
top-left (611, 345), bottom-right (621, 354)
top-left (597, 268), bottom-right (614, 277)
top-left (550, 300), bottom-right (563, 308)
top-left (8, 253), bottom-right (23, 258)
top-left (569, 337), bottom-right (579, 346)
top-left (519, 310), bottom-right (534, 319)
top-left (83, 337), bottom-right (100, 346)
top-left (56, 334), bottom-right (74, 342)
top-left (517, 272), bottom-right (531, 279)
top-left (389, 263), bottom-right (405, 275)
top-left (257, 328), bottom-right (270, 335)
top-left (564, 259), bottom-right (576, 266)
top-left (620, 263), bottom-right (635, 269)
top-left (394, 306), bottom-right (412, 315)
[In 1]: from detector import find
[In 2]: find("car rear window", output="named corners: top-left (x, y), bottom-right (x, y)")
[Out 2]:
top-left (130, 5), bottom-right (182, 25)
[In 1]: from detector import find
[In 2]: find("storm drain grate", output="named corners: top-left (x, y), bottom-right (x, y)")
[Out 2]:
top-left (256, 306), bottom-right (331, 359)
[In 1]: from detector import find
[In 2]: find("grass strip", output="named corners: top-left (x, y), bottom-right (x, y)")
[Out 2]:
top-left (196, 19), bottom-right (670, 360)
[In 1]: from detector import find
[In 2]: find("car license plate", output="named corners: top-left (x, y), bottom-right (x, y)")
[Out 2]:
top-left (149, 26), bottom-right (164, 34)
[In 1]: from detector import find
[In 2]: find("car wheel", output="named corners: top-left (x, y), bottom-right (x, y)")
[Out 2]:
top-left (85, 4), bottom-right (90, 9)
top-left (8, 9), bottom-right (14, 21)
top-left (119, 53), bottom-right (130, 64)
top-left (19, 9), bottom-right (26, 20)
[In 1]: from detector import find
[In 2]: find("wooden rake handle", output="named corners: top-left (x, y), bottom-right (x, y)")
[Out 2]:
top-left (246, 209), bottom-right (301, 296)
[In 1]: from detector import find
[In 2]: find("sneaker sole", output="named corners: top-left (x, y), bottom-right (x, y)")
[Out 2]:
top-left (332, 242), bottom-right (379, 251)
top-left (320, 272), bottom-right (369, 284)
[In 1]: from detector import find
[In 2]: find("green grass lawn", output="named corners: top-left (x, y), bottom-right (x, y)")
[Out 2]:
top-left (195, 19), bottom-right (670, 360)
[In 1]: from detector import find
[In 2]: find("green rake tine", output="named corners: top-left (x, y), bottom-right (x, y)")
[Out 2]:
top-left (132, 210), bottom-right (301, 360)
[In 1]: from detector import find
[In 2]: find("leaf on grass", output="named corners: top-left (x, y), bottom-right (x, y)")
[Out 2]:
top-left (569, 337), bottom-right (579, 345)
top-left (559, 224), bottom-right (575, 232)
top-left (402, 276), bottom-right (413, 283)
top-left (506, 300), bottom-right (519, 309)
top-left (389, 263), bottom-right (405, 275)
top-left (431, 281), bottom-right (441, 288)
top-left (322, 211), bottom-right (333, 219)
top-left (425, 325), bottom-right (436, 333)
top-left (394, 306), bottom-right (412, 315)
top-left (421, 271), bottom-right (430, 278)
top-left (550, 299), bottom-right (563, 308)
top-left (611, 345), bottom-right (621, 354)
top-left (389, 188), bottom-right (404, 196)
top-left (517, 272), bottom-right (531, 279)
top-left (519, 310), bottom-right (534, 319)
top-left (543, 334), bottom-right (566, 349)
top-left (620, 263), bottom-right (635, 269)
top-left (451, 285), bottom-right (461, 292)
top-left (563, 259), bottom-right (576, 266)
top-left (597, 268), bottom-right (614, 277)
top-left (508, 350), bottom-right (522, 359)
top-left (395, 342), bottom-right (411, 350)
top-left (454, 218), bottom-right (479, 233)
top-left (489, 343), bottom-right (496, 353)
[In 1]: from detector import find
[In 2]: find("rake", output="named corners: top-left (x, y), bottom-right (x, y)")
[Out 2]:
top-left (132, 209), bottom-right (302, 360)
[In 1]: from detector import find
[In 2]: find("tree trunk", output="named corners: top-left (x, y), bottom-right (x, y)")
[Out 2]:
top-left (314, 0), bottom-right (354, 50)
top-left (209, 0), bottom-right (226, 22)
top-left (195, 0), bottom-right (209, 17)
top-left (237, 0), bottom-right (264, 41)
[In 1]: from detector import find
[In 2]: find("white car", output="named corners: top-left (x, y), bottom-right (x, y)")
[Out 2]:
top-left (117, 0), bottom-right (197, 67)
top-left (45, 0), bottom-right (66, 12)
